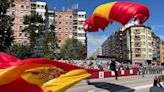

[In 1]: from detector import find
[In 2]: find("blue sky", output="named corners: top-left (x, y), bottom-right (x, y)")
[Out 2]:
top-left (45, 0), bottom-right (164, 57)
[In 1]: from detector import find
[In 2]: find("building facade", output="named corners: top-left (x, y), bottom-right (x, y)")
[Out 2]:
top-left (31, 1), bottom-right (47, 20)
top-left (47, 10), bottom-right (55, 29)
top-left (152, 32), bottom-right (160, 63)
top-left (123, 25), bottom-right (153, 64)
top-left (101, 24), bottom-right (153, 64)
top-left (91, 47), bottom-right (102, 59)
top-left (7, 0), bottom-right (32, 44)
top-left (160, 41), bottom-right (164, 63)
top-left (7, 0), bottom-right (47, 44)
top-left (54, 8), bottom-right (87, 47)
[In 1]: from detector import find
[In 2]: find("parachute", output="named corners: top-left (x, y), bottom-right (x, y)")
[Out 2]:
top-left (84, 2), bottom-right (150, 32)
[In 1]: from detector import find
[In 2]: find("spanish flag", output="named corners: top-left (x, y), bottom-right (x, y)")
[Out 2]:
top-left (0, 52), bottom-right (97, 92)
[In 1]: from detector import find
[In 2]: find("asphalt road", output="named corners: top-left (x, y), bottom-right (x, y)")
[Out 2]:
top-left (66, 74), bottom-right (161, 92)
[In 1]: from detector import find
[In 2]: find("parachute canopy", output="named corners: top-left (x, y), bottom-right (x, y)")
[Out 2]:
top-left (84, 2), bottom-right (150, 32)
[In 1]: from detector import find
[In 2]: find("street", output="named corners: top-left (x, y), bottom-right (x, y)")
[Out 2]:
top-left (66, 75), bottom-right (160, 92)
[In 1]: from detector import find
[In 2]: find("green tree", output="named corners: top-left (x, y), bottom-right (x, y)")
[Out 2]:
top-left (22, 12), bottom-right (45, 56)
top-left (23, 12), bottom-right (44, 48)
top-left (5, 44), bottom-right (33, 60)
top-left (0, 0), bottom-right (14, 52)
top-left (60, 38), bottom-right (84, 60)
top-left (43, 24), bottom-right (59, 59)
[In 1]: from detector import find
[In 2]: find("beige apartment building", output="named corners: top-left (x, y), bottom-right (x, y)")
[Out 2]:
top-left (7, 0), bottom-right (47, 44)
top-left (160, 41), bottom-right (164, 63)
top-left (102, 24), bottom-right (154, 64)
top-left (127, 25), bottom-right (153, 64)
top-left (54, 8), bottom-right (87, 47)
top-left (7, 0), bottom-right (31, 44)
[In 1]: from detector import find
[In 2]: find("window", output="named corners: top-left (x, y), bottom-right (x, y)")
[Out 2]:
top-left (65, 22), bottom-right (68, 25)
top-left (58, 40), bottom-right (61, 43)
top-left (70, 16), bottom-right (72, 19)
top-left (65, 28), bottom-right (68, 32)
top-left (42, 5), bottom-right (44, 8)
top-left (55, 15), bottom-right (58, 18)
top-left (20, 19), bottom-right (24, 23)
top-left (59, 28), bottom-right (62, 31)
top-left (70, 22), bottom-right (72, 25)
top-left (21, 12), bottom-right (24, 16)
top-left (135, 29), bottom-right (140, 33)
top-left (12, 11), bottom-right (15, 16)
top-left (37, 5), bottom-right (40, 8)
top-left (20, 26), bottom-right (23, 30)
top-left (78, 33), bottom-right (85, 37)
top-left (21, 5), bottom-right (24, 9)
top-left (19, 33), bottom-right (22, 37)
top-left (66, 16), bottom-right (68, 20)
top-left (24, 33), bottom-right (27, 37)
top-left (23, 40), bottom-right (28, 44)
top-left (26, 6), bottom-right (29, 9)
top-left (70, 28), bottom-right (72, 32)
top-left (59, 15), bottom-right (62, 19)
top-left (59, 22), bottom-right (62, 24)
top-left (135, 54), bottom-right (141, 57)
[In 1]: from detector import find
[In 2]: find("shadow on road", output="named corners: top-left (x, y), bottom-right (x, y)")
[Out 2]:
top-left (88, 82), bottom-right (135, 92)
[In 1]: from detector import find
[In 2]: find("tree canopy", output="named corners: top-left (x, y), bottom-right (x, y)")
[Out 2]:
top-left (60, 38), bottom-right (84, 60)
top-left (0, 0), bottom-right (14, 52)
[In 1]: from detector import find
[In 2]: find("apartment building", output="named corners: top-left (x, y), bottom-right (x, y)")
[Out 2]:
top-left (54, 8), bottom-right (87, 47)
top-left (101, 24), bottom-right (153, 64)
top-left (91, 47), bottom-right (102, 59)
top-left (47, 10), bottom-right (55, 29)
top-left (7, 0), bottom-right (31, 44)
top-left (102, 37), bottom-right (110, 57)
top-left (160, 41), bottom-right (164, 63)
top-left (7, 0), bottom-right (47, 44)
top-left (31, 0), bottom-right (47, 20)
top-left (152, 32), bottom-right (160, 62)
top-left (102, 29), bottom-right (123, 61)
top-left (122, 25), bottom-right (153, 64)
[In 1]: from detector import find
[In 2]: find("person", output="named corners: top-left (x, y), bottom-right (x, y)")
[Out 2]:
top-left (139, 64), bottom-right (145, 77)
top-left (153, 76), bottom-right (163, 88)
top-left (86, 77), bottom-right (91, 85)
top-left (110, 58), bottom-right (118, 80)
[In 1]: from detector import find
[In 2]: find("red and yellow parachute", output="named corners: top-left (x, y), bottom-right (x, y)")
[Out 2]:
top-left (0, 52), bottom-right (98, 92)
top-left (84, 2), bottom-right (150, 32)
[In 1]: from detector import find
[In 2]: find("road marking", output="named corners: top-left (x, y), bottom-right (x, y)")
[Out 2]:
top-left (132, 84), bottom-right (153, 90)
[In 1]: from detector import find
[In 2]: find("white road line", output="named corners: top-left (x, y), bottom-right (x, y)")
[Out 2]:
top-left (132, 84), bottom-right (153, 90)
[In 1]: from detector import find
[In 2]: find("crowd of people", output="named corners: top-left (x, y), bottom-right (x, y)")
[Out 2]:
top-left (59, 59), bottom-right (134, 71)
top-left (59, 59), bottom-right (164, 76)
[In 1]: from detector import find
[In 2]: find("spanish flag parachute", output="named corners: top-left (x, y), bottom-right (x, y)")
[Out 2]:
top-left (0, 52), bottom-right (98, 92)
top-left (84, 2), bottom-right (150, 32)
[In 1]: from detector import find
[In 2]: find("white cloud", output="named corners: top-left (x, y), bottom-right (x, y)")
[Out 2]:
top-left (87, 34), bottom-right (107, 57)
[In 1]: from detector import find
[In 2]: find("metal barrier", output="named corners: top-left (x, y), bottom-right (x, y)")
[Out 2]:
top-left (137, 67), bottom-right (164, 75)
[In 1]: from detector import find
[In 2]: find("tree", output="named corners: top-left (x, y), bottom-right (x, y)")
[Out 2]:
top-left (60, 38), bottom-right (84, 60)
top-left (0, 0), bottom-right (14, 52)
top-left (5, 44), bottom-right (33, 60)
top-left (22, 12), bottom-right (45, 57)
top-left (43, 24), bottom-right (60, 59)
